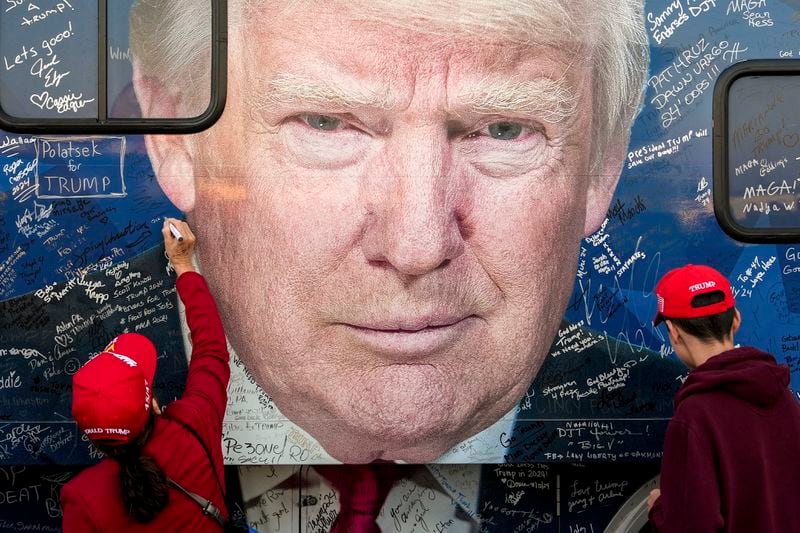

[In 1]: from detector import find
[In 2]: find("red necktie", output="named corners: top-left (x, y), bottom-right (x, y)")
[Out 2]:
top-left (316, 464), bottom-right (402, 533)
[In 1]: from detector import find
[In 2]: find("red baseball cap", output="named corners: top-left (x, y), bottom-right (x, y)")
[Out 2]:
top-left (72, 333), bottom-right (157, 444)
top-left (653, 264), bottom-right (736, 326)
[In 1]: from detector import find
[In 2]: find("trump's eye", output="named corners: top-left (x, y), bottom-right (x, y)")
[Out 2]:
top-left (303, 114), bottom-right (344, 131)
top-left (487, 122), bottom-right (523, 140)
top-left (465, 121), bottom-right (533, 141)
top-left (460, 119), bottom-right (551, 178)
top-left (280, 113), bottom-right (370, 170)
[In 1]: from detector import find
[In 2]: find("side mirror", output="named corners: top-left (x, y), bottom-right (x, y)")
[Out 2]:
top-left (0, 0), bottom-right (226, 133)
top-left (714, 59), bottom-right (800, 243)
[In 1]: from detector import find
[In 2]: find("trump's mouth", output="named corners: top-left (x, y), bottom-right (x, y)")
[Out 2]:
top-left (341, 315), bottom-right (479, 358)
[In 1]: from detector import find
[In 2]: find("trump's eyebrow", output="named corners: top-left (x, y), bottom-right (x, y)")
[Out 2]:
top-left (453, 77), bottom-right (578, 124)
top-left (249, 73), bottom-right (577, 124)
top-left (250, 73), bottom-right (399, 111)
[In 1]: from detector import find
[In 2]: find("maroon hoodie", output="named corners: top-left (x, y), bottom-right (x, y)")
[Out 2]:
top-left (649, 346), bottom-right (800, 532)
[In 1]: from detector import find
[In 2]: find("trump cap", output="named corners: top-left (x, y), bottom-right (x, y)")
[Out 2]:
top-left (71, 333), bottom-right (157, 444)
top-left (653, 264), bottom-right (735, 326)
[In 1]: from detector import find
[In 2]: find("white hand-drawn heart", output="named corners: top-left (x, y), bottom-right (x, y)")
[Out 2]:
top-left (54, 334), bottom-right (71, 347)
top-left (30, 91), bottom-right (50, 110)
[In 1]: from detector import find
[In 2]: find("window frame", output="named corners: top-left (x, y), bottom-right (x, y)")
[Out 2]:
top-left (713, 59), bottom-right (800, 244)
top-left (0, 0), bottom-right (227, 134)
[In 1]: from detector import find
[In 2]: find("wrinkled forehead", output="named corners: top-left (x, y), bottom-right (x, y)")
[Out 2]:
top-left (228, 0), bottom-right (597, 105)
top-left (233, 0), bottom-right (594, 50)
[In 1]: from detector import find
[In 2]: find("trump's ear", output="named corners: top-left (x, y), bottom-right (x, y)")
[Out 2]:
top-left (131, 60), bottom-right (196, 212)
top-left (141, 132), bottom-right (196, 213)
top-left (584, 142), bottom-right (625, 236)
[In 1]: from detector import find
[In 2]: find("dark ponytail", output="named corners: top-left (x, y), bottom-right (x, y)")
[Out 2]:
top-left (98, 415), bottom-right (169, 523)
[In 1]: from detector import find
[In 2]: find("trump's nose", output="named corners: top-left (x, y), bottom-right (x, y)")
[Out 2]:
top-left (361, 132), bottom-right (466, 277)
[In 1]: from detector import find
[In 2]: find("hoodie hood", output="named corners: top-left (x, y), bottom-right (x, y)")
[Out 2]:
top-left (675, 346), bottom-right (790, 409)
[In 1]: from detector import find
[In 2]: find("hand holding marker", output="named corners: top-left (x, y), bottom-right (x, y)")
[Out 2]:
top-left (162, 218), bottom-right (196, 277)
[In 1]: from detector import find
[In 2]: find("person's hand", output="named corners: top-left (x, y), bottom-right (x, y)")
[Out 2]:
top-left (647, 488), bottom-right (661, 511)
top-left (162, 218), bottom-right (196, 277)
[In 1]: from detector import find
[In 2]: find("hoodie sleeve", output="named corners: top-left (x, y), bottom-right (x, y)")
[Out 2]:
top-left (649, 417), bottom-right (724, 532)
top-left (170, 272), bottom-right (230, 437)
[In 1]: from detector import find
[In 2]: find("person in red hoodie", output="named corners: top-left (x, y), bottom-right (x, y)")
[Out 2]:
top-left (647, 264), bottom-right (800, 532)
top-left (60, 218), bottom-right (231, 532)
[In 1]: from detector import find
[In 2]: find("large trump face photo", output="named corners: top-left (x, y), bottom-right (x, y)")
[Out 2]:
top-left (130, 0), bottom-right (649, 463)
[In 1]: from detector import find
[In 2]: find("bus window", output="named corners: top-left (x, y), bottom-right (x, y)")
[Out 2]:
top-left (714, 60), bottom-right (800, 243)
top-left (0, 0), bottom-right (225, 133)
